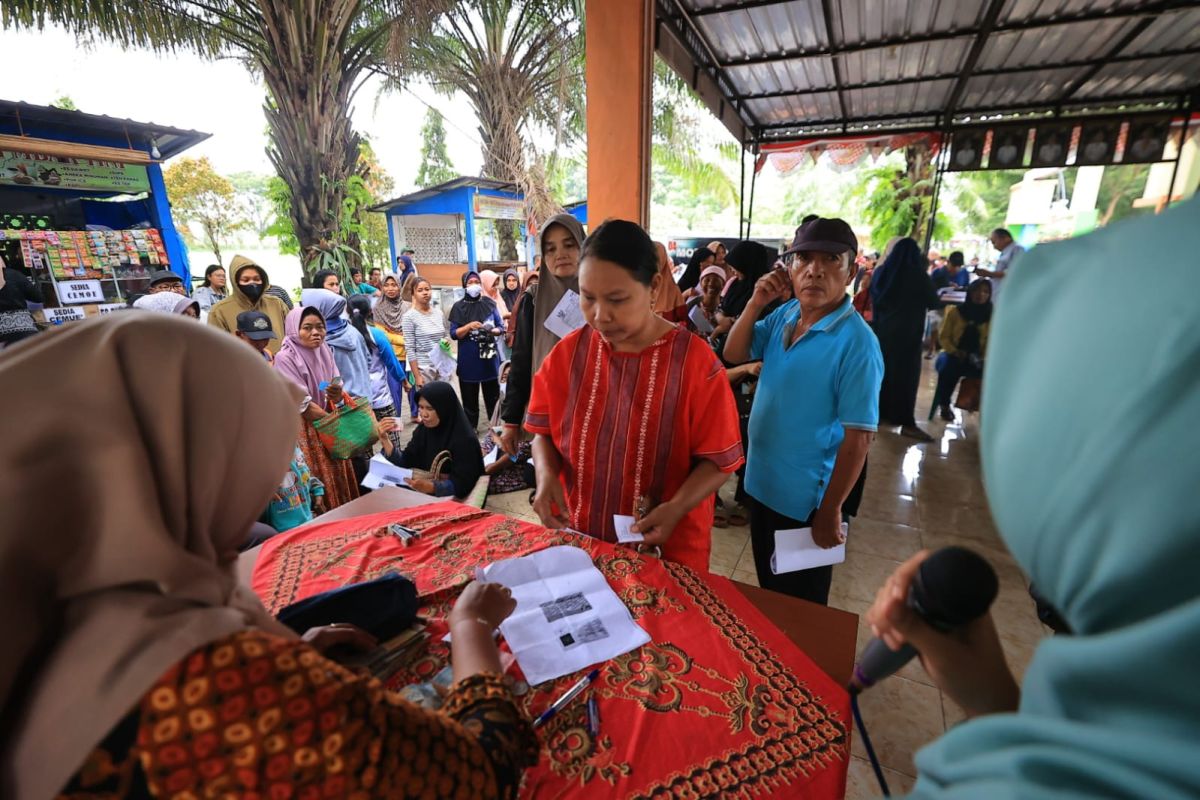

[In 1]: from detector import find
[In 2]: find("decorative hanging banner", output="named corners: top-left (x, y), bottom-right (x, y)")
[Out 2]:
top-left (473, 193), bottom-right (525, 220)
top-left (1122, 116), bottom-right (1171, 164)
top-left (0, 150), bottom-right (151, 193)
top-left (1031, 123), bottom-right (1073, 168)
top-left (947, 128), bottom-right (986, 171)
top-left (1076, 121), bottom-right (1122, 166)
top-left (987, 127), bottom-right (1028, 170)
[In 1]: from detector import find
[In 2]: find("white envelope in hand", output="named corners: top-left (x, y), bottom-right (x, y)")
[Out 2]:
top-left (770, 523), bottom-right (849, 574)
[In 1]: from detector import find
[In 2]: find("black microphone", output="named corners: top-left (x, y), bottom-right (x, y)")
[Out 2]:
top-left (849, 546), bottom-right (998, 694)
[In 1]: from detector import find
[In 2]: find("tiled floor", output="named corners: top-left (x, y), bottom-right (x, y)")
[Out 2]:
top-left (472, 362), bottom-right (1045, 798)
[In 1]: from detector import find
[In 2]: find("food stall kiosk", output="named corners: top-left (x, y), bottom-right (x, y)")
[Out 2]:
top-left (0, 100), bottom-right (207, 323)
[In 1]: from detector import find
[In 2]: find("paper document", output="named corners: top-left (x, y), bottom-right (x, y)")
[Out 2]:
top-left (613, 514), bottom-right (643, 543)
top-left (687, 303), bottom-right (714, 334)
top-left (361, 453), bottom-right (413, 490)
top-left (770, 523), bottom-right (849, 575)
top-left (939, 290), bottom-right (967, 303)
top-left (543, 290), bottom-right (586, 339)
top-left (483, 447), bottom-right (500, 467)
top-left (429, 343), bottom-right (457, 377)
top-left (480, 545), bottom-right (650, 686)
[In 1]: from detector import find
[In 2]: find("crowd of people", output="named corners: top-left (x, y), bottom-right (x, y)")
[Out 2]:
top-left (4, 195), bottom-right (1197, 799)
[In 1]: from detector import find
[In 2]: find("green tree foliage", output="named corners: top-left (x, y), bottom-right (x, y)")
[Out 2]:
top-left (652, 58), bottom-right (738, 211)
top-left (951, 170), bottom-right (1025, 235)
top-left (853, 148), bottom-right (952, 251)
top-left (226, 172), bottom-right (274, 238)
top-left (356, 138), bottom-right (396, 271)
top-left (163, 156), bottom-right (246, 267)
top-left (3, 0), bottom-right (448, 277)
top-left (49, 94), bottom-right (78, 110)
top-left (402, 0), bottom-right (583, 258)
top-left (265, 176), bottom-right (301, 256)
top-left (415, 108), bottom-right (457, 188)
top-left (1065, 164), bottom-right (1153, 226)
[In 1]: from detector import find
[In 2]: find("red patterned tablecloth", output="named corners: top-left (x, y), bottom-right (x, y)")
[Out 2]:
top-left (251, 501), bottom-right (851, 799)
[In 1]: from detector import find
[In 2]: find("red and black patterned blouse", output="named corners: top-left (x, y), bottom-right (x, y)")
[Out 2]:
top-left (58, 630), bottom-right (538, 799)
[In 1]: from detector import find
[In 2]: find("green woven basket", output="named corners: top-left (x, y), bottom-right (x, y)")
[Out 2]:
top-left (312, 395), bottom-right (377, 459)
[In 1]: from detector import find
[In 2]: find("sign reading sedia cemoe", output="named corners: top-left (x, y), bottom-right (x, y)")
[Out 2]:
top-left (1, 150), bottom-right (151, 193)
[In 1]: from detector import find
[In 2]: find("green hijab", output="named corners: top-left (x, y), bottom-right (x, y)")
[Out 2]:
top-left (910, 196), bottom-right (1200, 797)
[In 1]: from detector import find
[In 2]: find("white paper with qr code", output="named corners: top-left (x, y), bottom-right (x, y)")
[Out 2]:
top-left (542, 289), bottom-right (586, 340)
top-left (480, 545), bottom-right (650, 685)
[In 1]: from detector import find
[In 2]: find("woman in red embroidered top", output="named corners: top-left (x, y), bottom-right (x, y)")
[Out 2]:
top-left (526, 220), bottom-right (745, 572)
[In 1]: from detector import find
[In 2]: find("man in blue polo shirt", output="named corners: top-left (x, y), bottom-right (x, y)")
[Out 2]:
top-left (724, 217), bottom-right (883, 604)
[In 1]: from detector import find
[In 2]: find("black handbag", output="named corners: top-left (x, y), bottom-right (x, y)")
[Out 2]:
top-left (276, 571), bottom-right (419, 641)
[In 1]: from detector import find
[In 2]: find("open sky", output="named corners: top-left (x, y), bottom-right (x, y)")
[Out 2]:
top-left (0, 24), bottom-right (487, 194)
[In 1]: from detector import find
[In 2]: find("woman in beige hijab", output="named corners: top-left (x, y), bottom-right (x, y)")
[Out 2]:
top-left (0, 315), bottom-right (534, 799)
top-left (497, 212), bottom-right (586, 456)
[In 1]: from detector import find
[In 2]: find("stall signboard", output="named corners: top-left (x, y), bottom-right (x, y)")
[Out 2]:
top-left (44, 307), bottom-right (87, 324)
top-left (97, 303), bottom-right (127, 315)
top-left (55, 279), bottom-right (104, 305)
top-left (1, 150), bottom-right (151, 193)
top-left (473, 193), bottom-right (524, 221)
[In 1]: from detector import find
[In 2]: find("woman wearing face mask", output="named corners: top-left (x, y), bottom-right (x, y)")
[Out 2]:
top-left (449, 271), bottom-right (506, 429)
top-left (208, 255), bottom-right (290, 354)
top-left (272, 305), bottom-right (360, 509)
top-left (499, 213), bottom-right (586, 456)
top-left (526, 220), bottom-right (745, 573)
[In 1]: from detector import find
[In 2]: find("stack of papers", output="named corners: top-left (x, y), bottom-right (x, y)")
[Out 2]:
top-left (362, 453), bottom-right (412, 490)
top-left (770, 523), bottom-right (849, 574)
top-left (481, 545), bottom-right (650, 686)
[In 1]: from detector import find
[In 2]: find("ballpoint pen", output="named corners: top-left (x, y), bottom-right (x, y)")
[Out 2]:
top-left (532, 668), bottom-right (600, 729)
top-left (586, 695), bottom-right (600, 737)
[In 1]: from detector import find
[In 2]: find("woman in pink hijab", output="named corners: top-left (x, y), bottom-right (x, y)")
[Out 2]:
top-left (273, 304), bottom-right (360, 509)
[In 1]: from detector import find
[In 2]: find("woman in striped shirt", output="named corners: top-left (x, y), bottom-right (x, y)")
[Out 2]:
top-left (401, 277), bottom-right (453, 387)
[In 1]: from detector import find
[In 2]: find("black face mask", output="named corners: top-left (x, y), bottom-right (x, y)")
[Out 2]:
top-left (241, 283), bottom-right (264, 302)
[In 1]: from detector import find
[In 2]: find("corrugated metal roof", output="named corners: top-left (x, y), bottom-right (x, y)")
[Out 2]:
top-left (369, 176), bottom-right (520, 213)
top-left (0, 99), bottom-right (209, 160)
top-left (657, 0), bottom-right (1200, 143)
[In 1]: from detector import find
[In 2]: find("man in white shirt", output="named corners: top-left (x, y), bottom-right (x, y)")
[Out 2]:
top-left (977, 228), bottom-right (1025, 300)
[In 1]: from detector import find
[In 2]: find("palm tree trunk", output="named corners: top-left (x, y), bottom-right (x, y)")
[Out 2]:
top-left (258, 0), bottom-right (363, 278)
top-left (480, 98), bottom-right (526, 262)
top-left (905, 144), bottom-right (934, 245)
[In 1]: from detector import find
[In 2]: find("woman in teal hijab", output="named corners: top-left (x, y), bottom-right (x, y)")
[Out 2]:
top-left (868, 196), bottom-right (1200, 798)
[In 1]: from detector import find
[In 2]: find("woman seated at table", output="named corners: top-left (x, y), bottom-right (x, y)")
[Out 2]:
top-left (377, 381), bottom-right (485, 498)
top-left (2, 314), bottom-right (536, 800)
top-left (933, 278), bottom-right (992, 420)
top-left (526, 220), bottom-right (745, 572)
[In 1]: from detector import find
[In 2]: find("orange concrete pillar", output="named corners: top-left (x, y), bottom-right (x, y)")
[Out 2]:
top-left (586, 0), bottom-right (653, 227)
